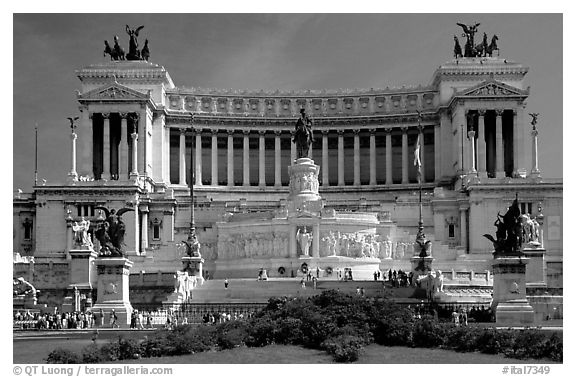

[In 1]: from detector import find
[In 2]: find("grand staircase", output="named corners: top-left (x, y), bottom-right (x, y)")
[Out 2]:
top-left (189, 278), bottom-right (427, 304)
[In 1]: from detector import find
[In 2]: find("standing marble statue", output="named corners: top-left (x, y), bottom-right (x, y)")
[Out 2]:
top-left (72, 216), bottom-right (92, 247)
top-left (297, 228), bottom-right (313, 256)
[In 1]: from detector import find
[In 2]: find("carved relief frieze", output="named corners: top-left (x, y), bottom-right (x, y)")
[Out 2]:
top-left (169, 95), bottom-right (182, 110)
top-left (184, 96), bottom-right (196, 111)
top-left (217, 98), bottom-right (229, 112)
top-left (464, 82), bottom-right (524, 97)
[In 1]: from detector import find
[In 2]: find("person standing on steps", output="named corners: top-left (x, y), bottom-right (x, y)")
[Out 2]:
top-left (224, 278), bottom-right (229, 290)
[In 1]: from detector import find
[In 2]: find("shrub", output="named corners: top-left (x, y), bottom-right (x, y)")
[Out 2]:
top-left (543, 332), bottom-right (563, 362)
top-left (272, 317), bottom-right (304, 345)
top-left (411, 318), bottom-right (447, 348)
top-left (321, 335), bottom-right (364, 363)
top-left (139, 334), bottom-right (174, 358)
top-left (185, 324), bottom-right (218, 353)
top-left (373, 318), bottom-right (413, 346)
top-left (476, 327), bottom-right (515, 355)
top-left (245, 316), bottom-right (277, 347)
top-left (215, 321), bottom-right (250, 350)
top-left (45, 348), bottom-right (82, 364)
top-left (81, 343), bottom-right (107, 363)
top-left (444, 325), bottom-right (483, 352)
top-left (300, 310), bottom-right (337, 348)
top-left (505, 329), bottom-right (562, 361)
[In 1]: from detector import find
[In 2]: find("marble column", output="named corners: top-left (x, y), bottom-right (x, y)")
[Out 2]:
top-left (401, 127), bottom-right (409, 184)
top-left (211, 130), bottom-right (218, 185)
top-left (136, 112), bottom-right (145, 177)
top-left (133, 204), bottom-right (140, 254)
top-left (455, 107), bottom-right (466, 174)
top-left (227, 130), bottom-right (234, 187)
top-left (434, 124), bottom-right (441, 182)
top-left (353, 129), bottom-right (361, 186)
top-left (460, 206), bottom-right (468, 251)
top-left (385, 129), bottom-right (393, 185)
top-left (130, 130), bottom-right (138, 179)
top-left (68, 130), bottom-right (78, 181)
top-left (514, 106), bottom-right (526, 177)
top-left (337, 130), bottom-right (344, 186)
top-left (243, 130), bottom-right (250, 186)
top-left (179, 128), bottom-right (187, 185)
top-left (531, 126), bottom-right (541, 177)
top-left (140, 206), bottom-right (148, 254)
top-left (102, 113), bottom-right (111, 180)
top-left (477, 109), bottom-right (487, 178)
top-left (495, 109), bottom-right (505, 178)
top-left (259, 130), bottom-right (266, 187)
top-left (274, 131), bottom-right (282, 187)
top-left (195, 130), bottom-right (203, 185)
top-left (369, 129), bottom-right (376, 185)
top-left (80, 108), bottom-right (92, 178)
top-left (419, 127), bottom-right (426, 182)
top-left (290, 131), bottom-right (296, 163)
top-left (468, 130), bottom-right (477, 173)
top-left (321, 130), bottom-right (329, 186)
top-left (119, 114), bottom-right (129, 179)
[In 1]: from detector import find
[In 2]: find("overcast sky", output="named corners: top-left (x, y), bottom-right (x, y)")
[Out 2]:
top-left (12, 13), bottom-right (562, 192)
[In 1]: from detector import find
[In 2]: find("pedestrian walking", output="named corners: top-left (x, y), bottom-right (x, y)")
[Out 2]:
top-left (224, 279), bottom-right (229, 289)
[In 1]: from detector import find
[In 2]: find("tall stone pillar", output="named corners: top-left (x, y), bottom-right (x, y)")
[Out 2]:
top-left (211, 130), bottom-right (218, 185)
top-left (337, 130), bottom-right (344, 186)
top-left (455, 107), bottom-right (465, 174)
top-left (119, 114), bottom-right (129, 179)
top-left (227, 130), bottom-right (235, 187)
top-left (419, 127), bottom-right (426, 182)
top-left (79, 107), bottom-right (92, 178)
top-left (321, 130), bottom-right (329, 186)
top-left (530, 125), bottom-right (541, 178)
top-left (130, 131), bottom-right (138, 179)
top-left (460, 206), bottom-right (468, 251)
top-left (514, 106), bottom-right (527, 177)
top-left (468, 130), bottom-right (476, 173)
top-left (290, 131), bottom-right (296, 163)
top-left (179, 129), bottom-right (187, 185)
top-left (274, 131), bottom-right (282, 187)
top-left (133, 204), bottom-right (140, 255)
top-left (195, 130), bottom-right (203, 185)
top-left (385, 129), bottom-right (393, 185)
top-left (353, 129), bottom-right (360, 186)
top-left (495, 109), bottom-right (505, 178)
top-left (369, 129), bottom-right (376, 185)
top-left (259, 130), bottom-right (266, 187)
top-left (243, 130), bottom-right (250, 186)
top-left (140, 205), bottom-right (148, 254)
top-left (434, 124), bottom-right (441, 181)
top-left (68, 129), bottom-right (78, 182)
top-left (136, 112), bottom-right (145, 177)
top-left (102, 113), bottom-right (111, 180)
top-left (401, 127), bottom-right (408, 184)
top-left (477, 110), bottom-right (487, 178)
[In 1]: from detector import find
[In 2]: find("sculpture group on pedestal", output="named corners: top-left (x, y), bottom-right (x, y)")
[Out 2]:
top-left (483, 196), bottom-right (524, 257)
top-left (94, 207), bottom-right (134, 257)
top-left (453, 22), bottom-right (499, 58)
top-left (292, 109), bottom-right (314, 159)
top-left (72, 217), bottom-right (92, 247)
top-left (104, 25), bottom-right (151, 61)
top-left (297, 227), bottom-right (313, 256)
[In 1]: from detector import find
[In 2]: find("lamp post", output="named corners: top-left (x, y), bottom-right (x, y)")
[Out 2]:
top-left (182, 112), bottom-right (204, 282)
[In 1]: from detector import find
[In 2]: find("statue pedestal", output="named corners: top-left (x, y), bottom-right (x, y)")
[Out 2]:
top-left (92, 257), bottom-right (133, 327)
top-left (287, 158), bottom-right (323, 214)
top-left (492, 256), bottom-right (535, 325)
top-left (69, 247), bottom-right (98, 289)
top-left (182, 256), bottom-right (205, 285)
top-left (410, 256), bottom-right (434, 284)
top-left (522, 245), bottom-right (547, 288)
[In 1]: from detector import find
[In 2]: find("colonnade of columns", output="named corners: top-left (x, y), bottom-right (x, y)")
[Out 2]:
top-left (174, 126), bottom-right (439, 187)
top-left (90, 112), bottom-right (141, 181)
top-left (463, 108), bottom-right (523, 178)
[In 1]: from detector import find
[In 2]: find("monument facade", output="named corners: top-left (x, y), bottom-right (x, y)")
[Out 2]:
top-left (13, 25), bottom-right (562, 311)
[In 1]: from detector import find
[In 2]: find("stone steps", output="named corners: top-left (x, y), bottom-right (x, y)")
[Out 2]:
top-left (189, 278), bottom-right (426, 303)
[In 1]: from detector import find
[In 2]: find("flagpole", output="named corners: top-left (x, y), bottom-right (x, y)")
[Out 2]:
top-left (416, 112), bottom-right (424, 241)
top-left (34, 124), bottom-right (38, 187)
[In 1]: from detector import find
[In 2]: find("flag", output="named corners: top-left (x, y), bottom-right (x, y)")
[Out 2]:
top-left (414, 133), bottom-right (422, 182)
